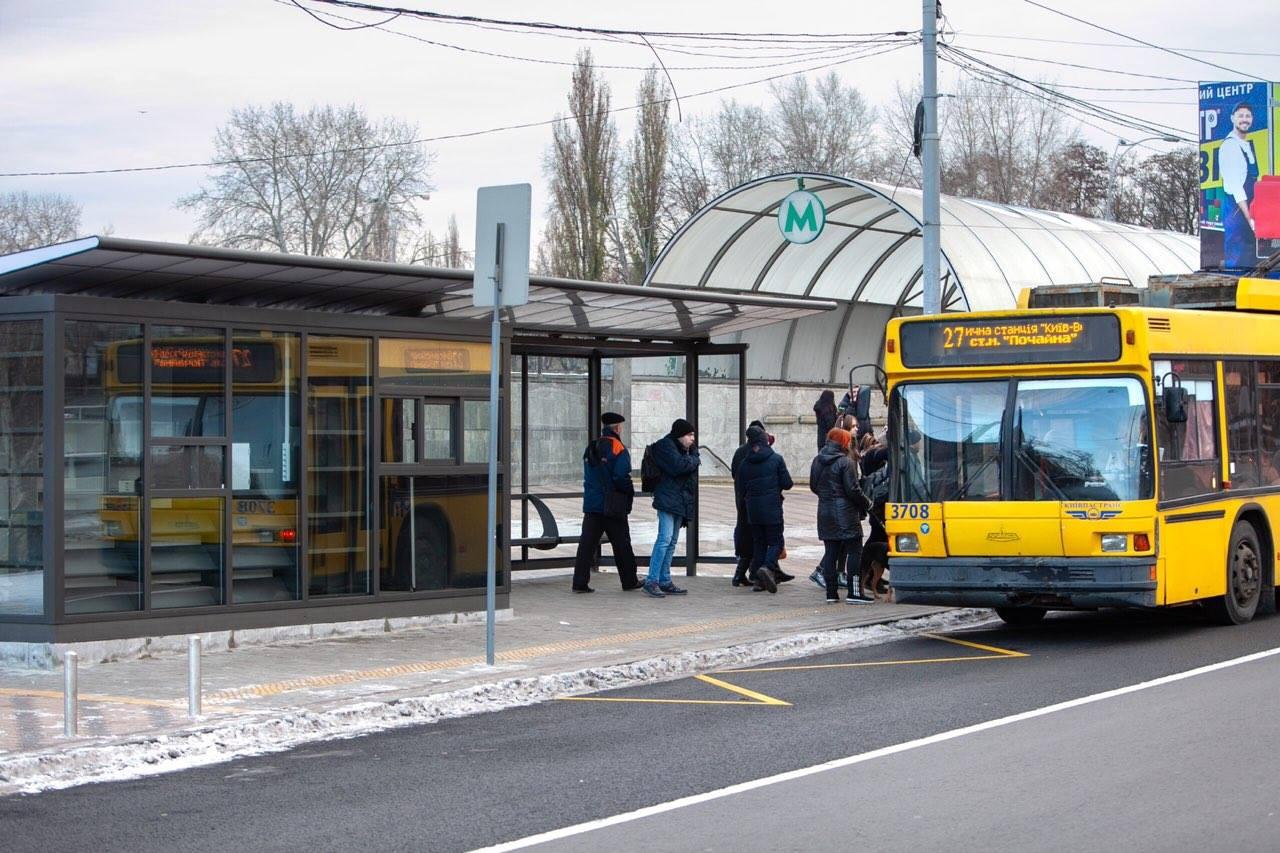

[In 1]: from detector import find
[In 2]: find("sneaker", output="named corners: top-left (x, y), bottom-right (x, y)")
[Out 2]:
top-left (846, 593), bottom-right (874, 605)
top-left (825, 596), bottom-right (840, 604)
top-left (808, 568), bottom-right (826, 589)
top-left (642, 582), bottom-right (666, 598)
top-left (774, 569), bottom-right (795, 583)
top-left (659, 583), bottom-right (688, 595)
top-left (756, 567), bottom-right (778, 594)
top-left (837, 575), bottom-right (850, 590)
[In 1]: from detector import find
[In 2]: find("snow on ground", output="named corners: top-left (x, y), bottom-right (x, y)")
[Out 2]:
top-left (0, 610), bottom-right (994, 795)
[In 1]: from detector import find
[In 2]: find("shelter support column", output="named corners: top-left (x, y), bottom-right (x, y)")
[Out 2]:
top-left (685, 350), bottom-right (699, 577)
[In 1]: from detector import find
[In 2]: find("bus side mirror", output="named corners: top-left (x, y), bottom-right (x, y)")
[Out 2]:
top-left (854, 385), bottom-right (873, 421)
top-left (1163, 386), bottom-right (1189, 424)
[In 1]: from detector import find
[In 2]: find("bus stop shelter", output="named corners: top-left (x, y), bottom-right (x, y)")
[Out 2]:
top-left (0, 237), bottom-right (834, 643)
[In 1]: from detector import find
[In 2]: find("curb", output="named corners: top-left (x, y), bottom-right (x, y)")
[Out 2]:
top-left (0, 609), bottom-right (993, 795)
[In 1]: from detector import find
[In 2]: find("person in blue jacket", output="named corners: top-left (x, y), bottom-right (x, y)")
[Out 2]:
top-left (572, 412), bottom-right (641, 593)
top-left (643, 418), bottom-right (701, 598)
top-left (736, 424), bottom-right (794, 593)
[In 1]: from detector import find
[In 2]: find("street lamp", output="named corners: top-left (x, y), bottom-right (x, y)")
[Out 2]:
top-left (1106, 135), bottom-right (1180, 221)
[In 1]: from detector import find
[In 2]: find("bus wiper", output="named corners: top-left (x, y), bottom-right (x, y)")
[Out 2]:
top-left (952, 453), bottom-right (999, 500)
top-left (1013, 443), bottom-right (1067, 500)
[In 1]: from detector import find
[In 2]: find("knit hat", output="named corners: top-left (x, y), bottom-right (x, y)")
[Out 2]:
top-left (670, 418), bottom-right (696, 438)
top-left (827, 427), bottom-right (852, 449)
top-left (745, 424), bottom-right (768, 444)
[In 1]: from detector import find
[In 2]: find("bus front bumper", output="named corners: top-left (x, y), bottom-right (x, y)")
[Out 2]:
top-left (891, 556), bottom-right (1157, 609)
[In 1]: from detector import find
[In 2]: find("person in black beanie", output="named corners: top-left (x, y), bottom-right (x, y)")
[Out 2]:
top-left (571, 411), bottom-right (641, 593)
top-left (642, 418), bottom-right (700, 597)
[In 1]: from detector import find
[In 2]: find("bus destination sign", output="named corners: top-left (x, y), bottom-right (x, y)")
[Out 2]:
top-left (899, 314), bottom-right (1121, 368)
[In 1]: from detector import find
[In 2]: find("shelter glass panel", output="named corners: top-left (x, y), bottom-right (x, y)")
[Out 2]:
top-left (463, 399), bottom-right (492, 465)
top-left (307, 336), bottom-right (373, 596)
top-left (64, 320), bottom-right (142, 615)
top-left (232, 330), bottom-right (301, 603)
top-left (0, 321), bottom-right (43, 616)
top-left (151, 496), bottom-right (224, 608)
top-left (382, 398), bottom-right (417, 464)
top-left (423, 401), bottom-right (455, 461)
top-left (149, 326), bottom-right (227, 438)
top-left (378, 474), bottom-right (490, 592)
top-left (378, 338), bottom-right (489, 389)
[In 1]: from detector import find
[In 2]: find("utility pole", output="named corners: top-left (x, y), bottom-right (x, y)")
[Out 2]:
top-left (921, 0), bottom-right (942, 315)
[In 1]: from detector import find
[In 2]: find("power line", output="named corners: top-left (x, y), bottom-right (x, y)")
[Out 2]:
top-left (1022, 0), bottom-right (1270, 81)
top-left (0, 40), bottom-right (914, 179)
top-left (954, 30), bottom-right (1279, 59)
top-left (947, 45), bottom-right (1199, 85)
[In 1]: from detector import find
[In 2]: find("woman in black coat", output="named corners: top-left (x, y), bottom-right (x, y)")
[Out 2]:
top-left (810, 428), bottom-right (872, 603)
top-left (813, 390), bottom-right (838, 452)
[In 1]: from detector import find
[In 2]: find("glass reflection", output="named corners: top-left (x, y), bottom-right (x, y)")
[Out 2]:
top-left (151, 497), bottom-right (224, 608)
top-left (379, 474), bottom-right (491, 591)
top-left (0, 321), bottom-right (44, 616)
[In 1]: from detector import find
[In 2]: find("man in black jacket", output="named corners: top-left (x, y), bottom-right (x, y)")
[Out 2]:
top-left (735, 424), bottom-right (793, 593)
top-left (642, 418), bottom-right (700, 597)
top-left (572, 412), bottom-right (642, 593)
top-left (731, 420), bottom-right (794, 587)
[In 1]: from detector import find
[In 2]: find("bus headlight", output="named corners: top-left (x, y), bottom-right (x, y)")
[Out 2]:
top-left (896, 533), bottom-right (920, 553)
top-left (1101, 534), bottom-right (1128, 553)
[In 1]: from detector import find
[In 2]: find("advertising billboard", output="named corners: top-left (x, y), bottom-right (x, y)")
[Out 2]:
top-left (1199, 82), bottom-right (1278, 271)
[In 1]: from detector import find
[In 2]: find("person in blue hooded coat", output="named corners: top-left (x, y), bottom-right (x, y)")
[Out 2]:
top-left (642, 418), bottom-right (700, 597)
top-left (735, 424), bottom-right (793, 593)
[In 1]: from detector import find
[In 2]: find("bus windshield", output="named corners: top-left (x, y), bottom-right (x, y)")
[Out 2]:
top-left (893, 377), bottom-right (1153, 503)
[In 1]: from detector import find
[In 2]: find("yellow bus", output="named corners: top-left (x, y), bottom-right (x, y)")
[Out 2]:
top-left (883, 276), bottom-right (1280, 626)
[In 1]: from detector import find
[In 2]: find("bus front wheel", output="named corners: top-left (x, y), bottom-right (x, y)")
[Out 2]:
top-left (994, 607), bottom-right (1047, 627)
top-left (1205, 522), bottom-right (1262, 626)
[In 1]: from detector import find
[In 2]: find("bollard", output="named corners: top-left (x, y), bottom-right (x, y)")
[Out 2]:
top-left (187, 636), bottom-right (201, 718)
top-left (63, 650), bottom-right (78, 737)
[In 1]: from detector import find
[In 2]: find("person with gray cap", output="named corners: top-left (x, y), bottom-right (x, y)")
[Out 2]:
top-left (642, 418), bottom-right (700, 597)
top-left (572, 412), bottom-right (641, 593)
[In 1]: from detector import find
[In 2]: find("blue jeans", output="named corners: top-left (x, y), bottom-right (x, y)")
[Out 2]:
top-left (646, 511), bottom-right (682, 586)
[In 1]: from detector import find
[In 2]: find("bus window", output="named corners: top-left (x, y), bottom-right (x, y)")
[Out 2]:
top-left (891, 381), bottom-right (1006, 502)
top-left (1224, 362), bottom-right (1259, 489)
top-left (1154, 360), bottom-right (1220, 499)
top-left (1011, 378), bottom-right (1152, 501)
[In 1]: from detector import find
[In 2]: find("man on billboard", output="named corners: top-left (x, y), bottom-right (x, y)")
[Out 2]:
top-left (1221, 102), bottom-right (1260, 269)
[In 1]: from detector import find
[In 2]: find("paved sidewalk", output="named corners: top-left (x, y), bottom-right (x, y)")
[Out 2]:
top-left (0, 562), bottom-right (961, 793)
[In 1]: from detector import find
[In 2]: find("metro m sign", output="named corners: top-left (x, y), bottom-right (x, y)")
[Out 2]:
top-left (777, 189), bottom-right (826, 244)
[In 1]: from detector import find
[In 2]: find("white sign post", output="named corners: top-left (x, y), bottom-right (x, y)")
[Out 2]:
top-left (474, 184), bottom-right (531, 666)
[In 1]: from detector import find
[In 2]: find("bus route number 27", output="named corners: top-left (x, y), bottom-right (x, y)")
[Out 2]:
top-left (889, 503), bottom-right (930, 520)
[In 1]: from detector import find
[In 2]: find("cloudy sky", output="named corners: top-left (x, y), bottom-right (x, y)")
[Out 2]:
top-left (2, 0), bottom-right (1276, 251)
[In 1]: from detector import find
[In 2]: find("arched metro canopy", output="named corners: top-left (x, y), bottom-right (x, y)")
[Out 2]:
top-left (648, 172), bottom-right (1197, 311)
top-left (645, 173), bottom-right (1199, 383)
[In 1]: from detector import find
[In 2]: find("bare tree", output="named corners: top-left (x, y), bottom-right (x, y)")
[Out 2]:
top-left (1041, 142), bottom-right (1110, 218)
top-left (0, 191), bottom-right (81, 253)
top-left (179, 102), bottom-right (434, 259)
top-left (771, 72), bottom-right (876, 176)
top-left (1134, 148), bottom-right (1199, 234)
top-left (540, 49), bottom-right (619, 281)
top-left (622, 68), bottom-right (671, 283)
top-left (409, 213), bottom-right (470, 268)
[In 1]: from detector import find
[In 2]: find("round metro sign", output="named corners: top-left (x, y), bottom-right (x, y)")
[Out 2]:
top-left (777, 189), bottom-right (826, 244)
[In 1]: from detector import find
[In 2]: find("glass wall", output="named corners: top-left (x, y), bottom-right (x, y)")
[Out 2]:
top-left (0, 321), bottom-right (43, 616)
top-left (232, 330), bottom-right (301, 603)
top-left (379, 474), bottom-right (489, 591)
top-left (307, 336), bottom-right (372, 596)
top-left (64, 321), bottom-right (143, 613)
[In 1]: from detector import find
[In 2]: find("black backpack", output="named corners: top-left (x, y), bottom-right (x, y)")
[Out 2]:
top-left (640, 442), bottom-right (662, 493)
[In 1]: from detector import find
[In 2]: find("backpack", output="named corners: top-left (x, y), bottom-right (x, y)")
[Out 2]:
top-left (864, 465), bottom-right (891, 505)
top-left (640, 442), bottom-right (662, 493)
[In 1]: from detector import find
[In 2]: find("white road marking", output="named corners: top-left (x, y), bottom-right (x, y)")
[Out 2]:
top-left (469, 642), bottom-right (1280, 852)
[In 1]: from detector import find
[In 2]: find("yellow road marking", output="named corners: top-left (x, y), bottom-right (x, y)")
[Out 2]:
top-left (920, 632), bottom-right (1028, 657)
top-left (558, 674), bottom-right (790, 707)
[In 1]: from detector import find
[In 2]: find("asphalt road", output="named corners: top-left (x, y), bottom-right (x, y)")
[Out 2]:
top-left (5, 608), bottom-right (1280, 853)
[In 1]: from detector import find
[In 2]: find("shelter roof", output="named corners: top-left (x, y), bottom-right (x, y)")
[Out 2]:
top-left (0, 236), bottom-right (835, 341)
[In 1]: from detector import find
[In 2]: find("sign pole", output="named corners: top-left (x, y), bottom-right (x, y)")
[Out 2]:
top-left (484, 223), bottom-right (505, 667)
top-left (921, 0), bottom-right (942, 315)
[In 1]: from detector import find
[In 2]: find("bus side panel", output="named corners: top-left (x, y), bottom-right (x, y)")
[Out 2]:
top-left (1161, 505), bottom-right (1231, 604)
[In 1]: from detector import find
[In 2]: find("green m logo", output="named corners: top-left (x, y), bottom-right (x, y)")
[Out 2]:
top-left (778, 190), bottom-right (826, 244)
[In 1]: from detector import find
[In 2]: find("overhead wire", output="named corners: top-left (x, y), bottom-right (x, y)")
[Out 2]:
top-left (0, 39), bottom-right (916, 178)
top-left (954, 30), bottom-right (1279, 59)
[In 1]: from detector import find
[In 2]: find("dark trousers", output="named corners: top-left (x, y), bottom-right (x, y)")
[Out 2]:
top-left (572, 512), bottom-right (639, 589)
top-left (733, 520), bottom-right (756, 580)
top-left (822, 538), bottom-right (864, 597)
top-left (748, 523), bottom-right (785, 576)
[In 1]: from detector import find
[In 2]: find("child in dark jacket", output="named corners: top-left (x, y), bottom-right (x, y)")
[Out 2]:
top-left (735, 425), bottom-right (793, 593)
